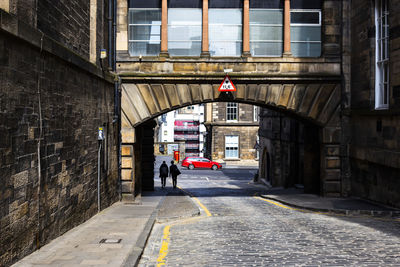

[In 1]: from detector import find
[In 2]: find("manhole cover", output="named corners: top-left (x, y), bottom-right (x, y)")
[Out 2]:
top-left (99, 238), bottom-right (122, 244)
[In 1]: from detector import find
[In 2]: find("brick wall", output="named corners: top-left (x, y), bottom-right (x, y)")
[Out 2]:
top-left (0, 8), bottom-right (118, 267)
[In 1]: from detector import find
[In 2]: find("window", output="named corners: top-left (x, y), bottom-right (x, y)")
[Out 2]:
top-left (226, 102), bottom-right (238, 121)
top-left (375, 0), bottom-right (389, 109)
top-left (253, 106), bottom-right (259, 122)
top-left (250, 9), bottom-right (283, 56)
top-left (225, 135), bottom-right (239, 158)
top-left (209, 7), bottom-right (242, 56)
top-left (256, 135), bottom-right (259, 160)
top-left (168, 8), bottom-right (202, 56)
top-left (128, 1), bottom-right (161, 56)
top-left (290, 10), bottom-right (321, 57)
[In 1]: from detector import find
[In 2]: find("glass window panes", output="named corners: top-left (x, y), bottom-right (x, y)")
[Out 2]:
top-left (209, 9), bottom-right (242, 56)
top-left (290, 11), bottom-right (321, 57)
top-left (291, 11), bottom-right (320, 24)
top-left (250, 9), bottom-right (283, 25)
top-left (226, 102), bottom-right (238, 121)
top-left (225, 135), bottom-right (239, 158)
top-left (375, 0), bottom-right (389, 109)
top-left (128, 9), bottom-right (161, 56)
top-left (291, 42), bottom-right (321, 57)
top-left (250, 9), bottom-right (283, 57)
top-left (168, 9), bottom-right (202, 56)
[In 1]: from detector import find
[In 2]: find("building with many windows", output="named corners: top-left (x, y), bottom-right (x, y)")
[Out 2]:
top-left (156, 105), bottom-right (206, 157)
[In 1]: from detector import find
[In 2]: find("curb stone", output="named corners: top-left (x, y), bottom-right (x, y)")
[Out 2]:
top-left (260, 195), bottom-right (400, 218)
top-left (122, 190), bottom-right (201, 267)
top-left (122, 194), bottom-right (166, 267)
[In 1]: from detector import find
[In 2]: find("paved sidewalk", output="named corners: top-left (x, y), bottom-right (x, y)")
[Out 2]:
top-left (13, 187), bottom-right (199, 267)
top-left (260, 187), bottom-right (400, 217)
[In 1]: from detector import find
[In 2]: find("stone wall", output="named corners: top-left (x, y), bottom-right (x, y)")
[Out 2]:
top-left (0, 7), bottom-right (117, 266)
top-left (348, 0), bottom-right (400, 207)
top-left (258, 108), bottom-right (320, 192)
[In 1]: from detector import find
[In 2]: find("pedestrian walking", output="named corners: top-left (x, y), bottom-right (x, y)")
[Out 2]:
top-left (169, 160), bottom-right (181, 189)
top-left (159, 160), bottom-right (169, 188)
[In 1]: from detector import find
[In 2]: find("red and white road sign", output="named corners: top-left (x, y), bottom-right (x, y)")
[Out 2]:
top-left (218, 75), bottom-right (236, 92)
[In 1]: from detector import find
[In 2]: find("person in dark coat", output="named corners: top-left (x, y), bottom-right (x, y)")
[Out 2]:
top-left (159, 161), bottom-right (169, 188)
top-left (169, 160), bottom-right (181, 189)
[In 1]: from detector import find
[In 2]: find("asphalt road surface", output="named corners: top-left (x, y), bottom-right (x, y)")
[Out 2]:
top-left (140, 156), bottom-right (400, 266)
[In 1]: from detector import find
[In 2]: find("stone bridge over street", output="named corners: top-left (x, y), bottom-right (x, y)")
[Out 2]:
top-left (117, 60), bottom-right (343, 199)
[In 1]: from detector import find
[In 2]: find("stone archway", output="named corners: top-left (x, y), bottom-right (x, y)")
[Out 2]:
top-left (120, 81), bottom-right (342, 198)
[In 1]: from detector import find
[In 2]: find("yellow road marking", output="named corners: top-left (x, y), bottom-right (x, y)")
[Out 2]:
top-left (254, 196), bottom-right (400, 222)
top-left (156, 186), bottom-right (212, 265)
top-left (253, 196), bottom-right (302, 211)
top-left (192, 197), bottom-right (212, 217)
top-left (178, 186), bottom-right (212, 217)
top-left (156, 225), bottom-right (171, 266)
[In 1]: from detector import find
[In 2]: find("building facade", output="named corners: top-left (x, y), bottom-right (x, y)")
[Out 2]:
top-left (204, 102), bottom-right (259, 165)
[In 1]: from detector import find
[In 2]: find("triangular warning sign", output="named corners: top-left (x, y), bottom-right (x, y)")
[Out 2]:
top-left (218, 75), bottom-right (236, 92)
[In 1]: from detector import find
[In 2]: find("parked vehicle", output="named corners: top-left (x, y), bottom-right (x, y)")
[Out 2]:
top-left (181, 157), bottom-right (222, 170)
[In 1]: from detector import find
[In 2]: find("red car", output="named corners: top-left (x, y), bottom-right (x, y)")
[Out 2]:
top-left (181, 157), bottom-right (222, 170)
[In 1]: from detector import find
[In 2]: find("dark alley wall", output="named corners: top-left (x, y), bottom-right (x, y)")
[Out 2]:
top-left (0, 5), bottom-right (117, 266)
top-left (348, 0), bottom-right (400, 208)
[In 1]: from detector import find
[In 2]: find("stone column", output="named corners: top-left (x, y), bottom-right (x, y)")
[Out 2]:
top-left (283, 0), bottom-right (292, 56)
top-left (242, 0), bottom-right (251, 57)
top-left (160, 0), bottom-right (169, 57)
top-left (201, 0), bottom-right (210, 57)
top-left (89, 0), bottom-right (97, 64)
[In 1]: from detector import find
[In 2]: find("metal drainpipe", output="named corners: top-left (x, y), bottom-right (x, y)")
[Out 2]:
top-left (113, 0), bottom-right (122, 201)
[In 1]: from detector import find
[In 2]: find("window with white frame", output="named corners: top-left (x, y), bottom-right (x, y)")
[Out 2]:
top-left (209, 0), bottom-right (243, 56)
top-left (226, 102), bottom-right (238, 121)
top-left (253, 106), bottom-right (259, 122)
top-left (375, 0), bottom-right (389, 109)
top-left (128, 1), bottom-right (161, 56)
top-left (290, 10), bottom-right (321, 57)
top-left (250, 0), bottom-right (283, 57)
top-left (225, 135), bottom-right (239, 158)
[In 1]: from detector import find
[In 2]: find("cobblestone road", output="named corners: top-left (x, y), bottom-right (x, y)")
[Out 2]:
top-left (139, 168), bottom-right (400, 266)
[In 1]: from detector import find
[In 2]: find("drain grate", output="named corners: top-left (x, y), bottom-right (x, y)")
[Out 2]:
top-left (99, 238), bottom-right (122, 244)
